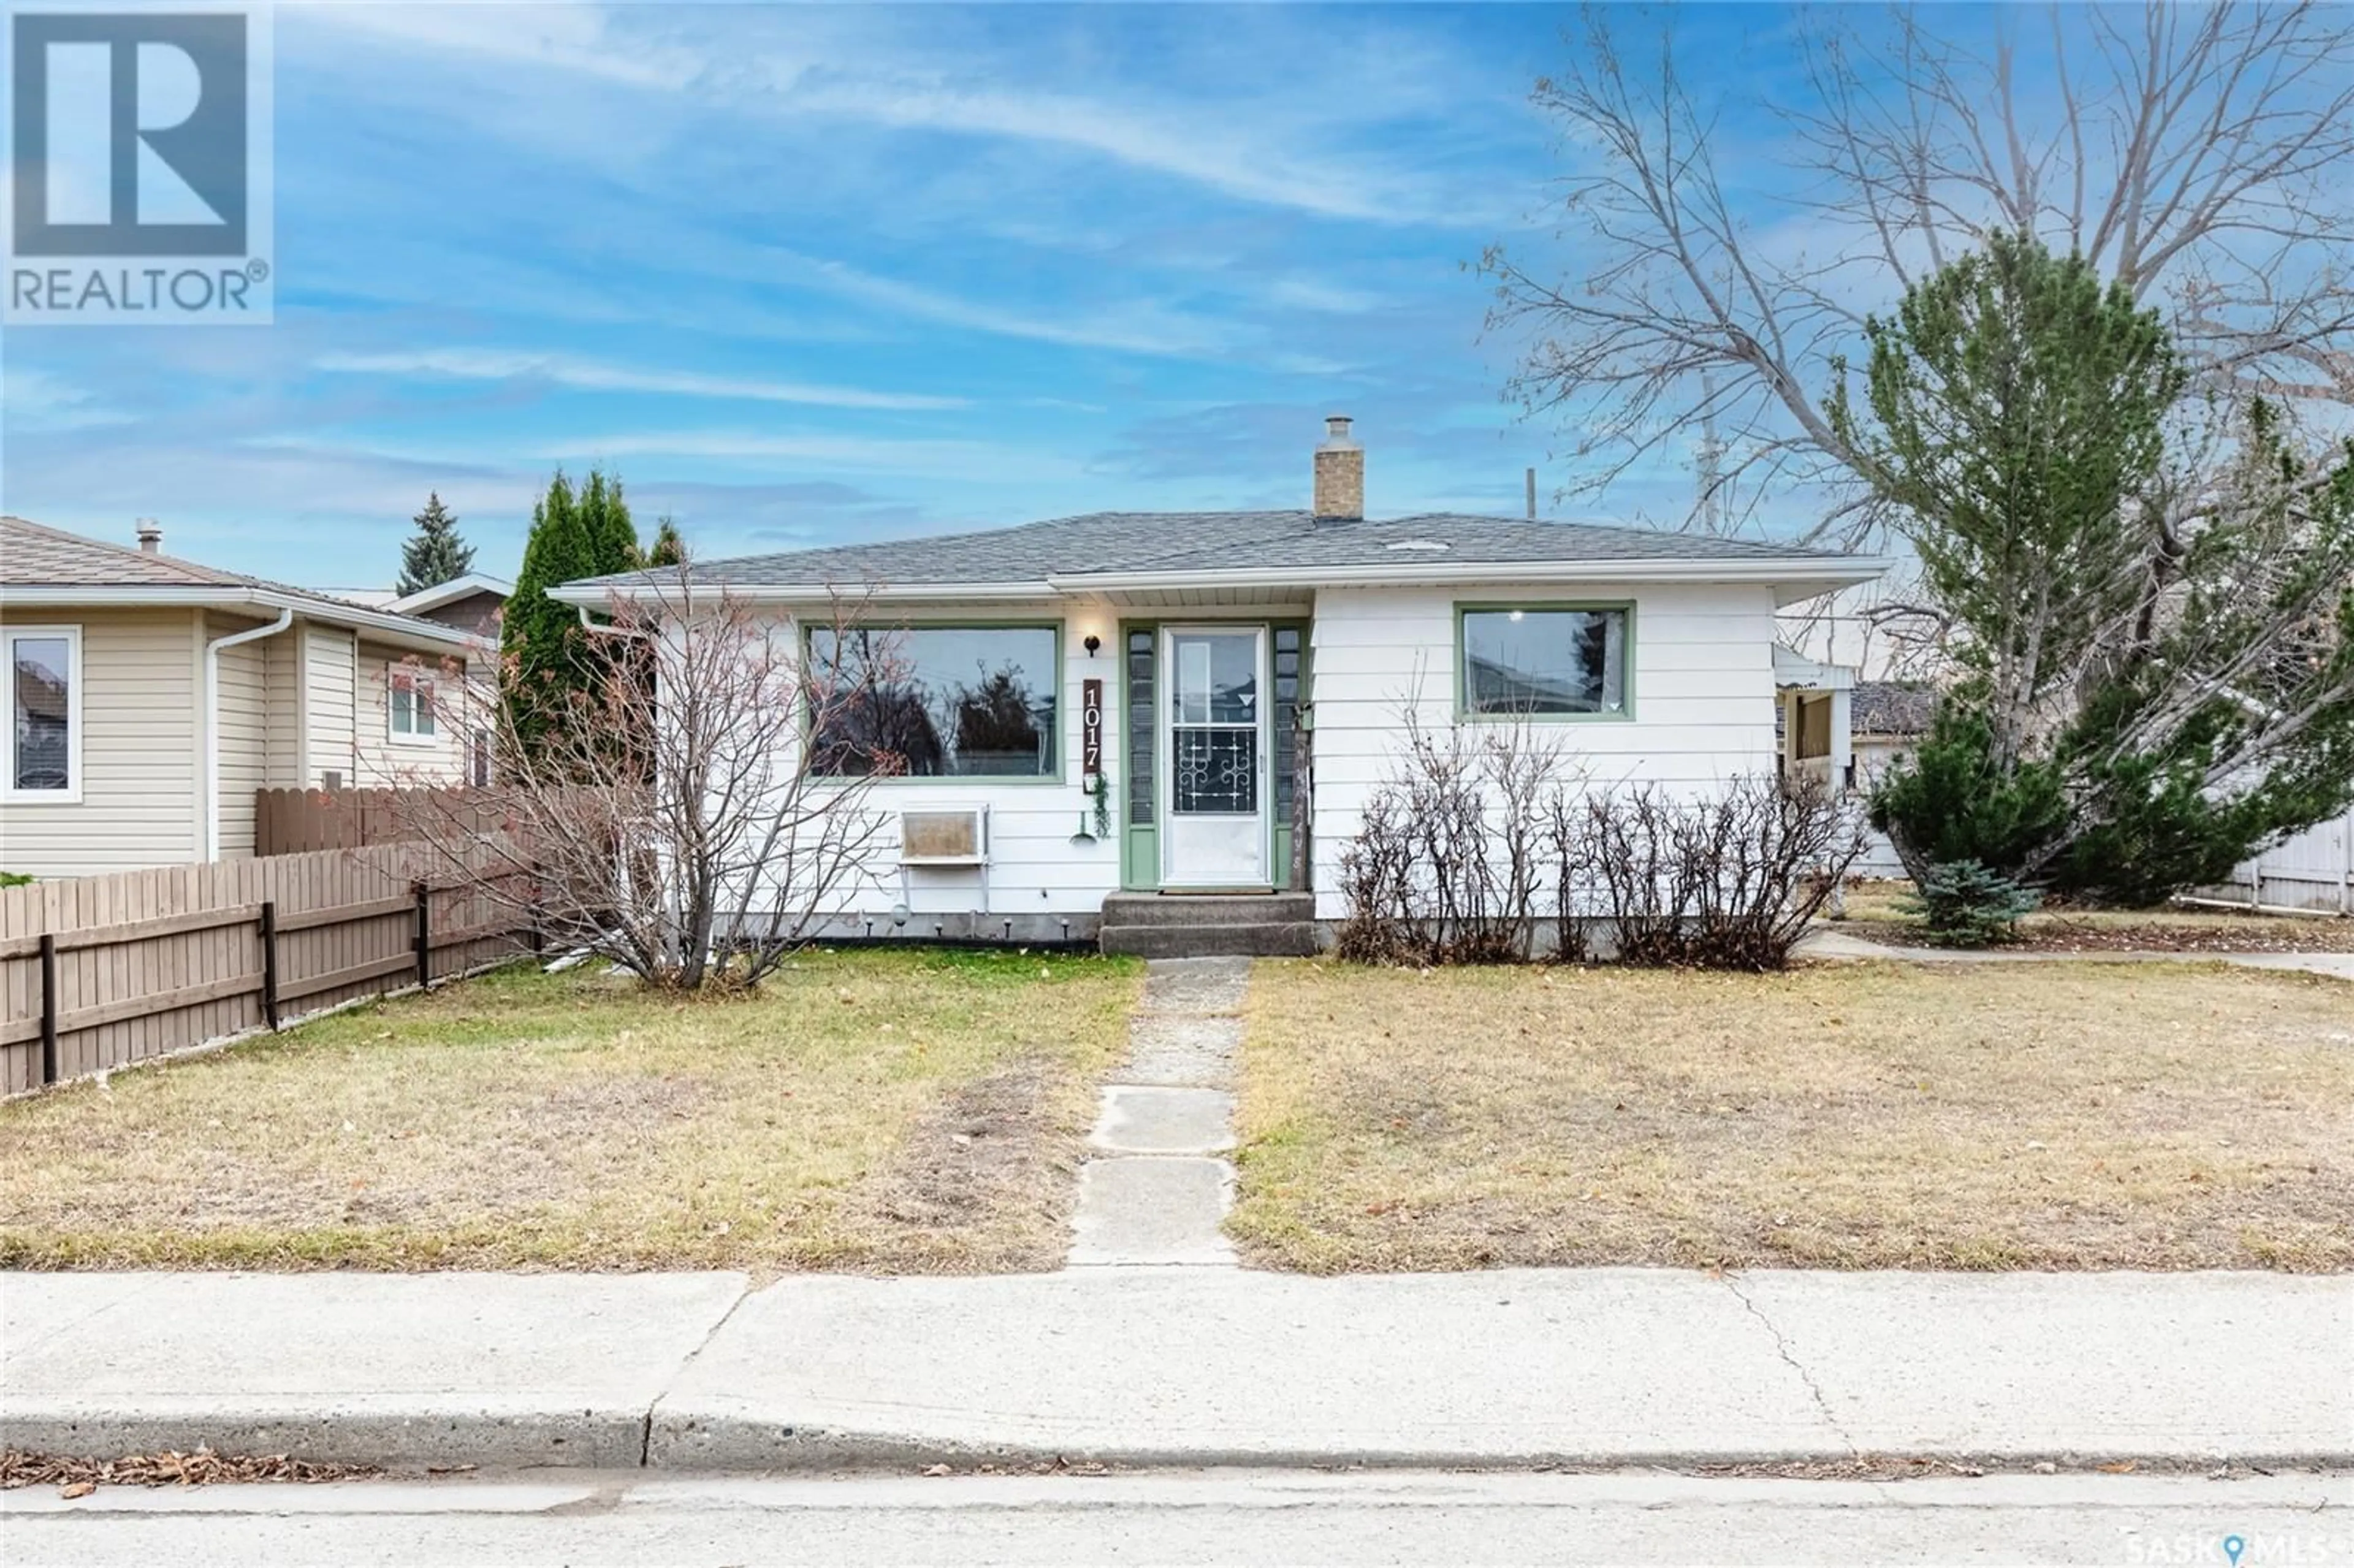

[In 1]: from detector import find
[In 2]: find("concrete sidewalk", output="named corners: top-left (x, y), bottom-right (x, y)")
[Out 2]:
top-left (6, 1269), bottom-right (2348, 1472)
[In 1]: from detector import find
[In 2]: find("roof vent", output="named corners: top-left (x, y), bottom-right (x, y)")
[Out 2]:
top-left (135, 519), bottom-right (163, 554)
top-left (1384, 538), bottom-right (1449, 553)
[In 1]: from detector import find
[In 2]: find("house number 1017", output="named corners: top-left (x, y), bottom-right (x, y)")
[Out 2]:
top-left (1081, 678), bottom-right (1104, 779)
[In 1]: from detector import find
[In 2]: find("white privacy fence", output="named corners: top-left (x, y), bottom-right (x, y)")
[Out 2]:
top-left (2192, 807), bottom-right (2354, 915)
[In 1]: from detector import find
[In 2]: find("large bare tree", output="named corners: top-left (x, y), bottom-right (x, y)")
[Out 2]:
top-left (392, 573), bottom-right (896, 991)
top-left (1485, 2), bottom-right (2354, 545)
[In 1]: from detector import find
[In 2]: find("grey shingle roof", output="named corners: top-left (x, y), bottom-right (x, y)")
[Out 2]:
top-left (1853, 680), bottom-right (1938, 737)
top-left (0, 516), bottom-right (474, 642)
top-left (0, 515), bottom-right (257, 587)
top-left (566, 511), bottom-right (1861, 592)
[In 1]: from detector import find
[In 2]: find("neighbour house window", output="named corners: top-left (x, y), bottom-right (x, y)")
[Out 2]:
top-left (1458, 606), bottom-right (1631, 719)
top-left (6, 626), bottom-right (80, 799)
top-left (389, 671), bottom-right (436, 744)
top-left (806, 624), bottom-right (1059, 779)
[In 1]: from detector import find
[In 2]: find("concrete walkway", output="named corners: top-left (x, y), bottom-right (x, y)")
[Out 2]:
top-left (5, 1269), bottom-right (2347, 1472)
top-left (1800, 927), bottom-right (2354, 980)
top-left (1066, 957), bottom-right (1247, 1268)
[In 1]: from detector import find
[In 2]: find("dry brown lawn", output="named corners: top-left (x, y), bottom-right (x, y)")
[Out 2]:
top-left (0, 948), bottom-right (1140, 1273)
top-left (1230, 959), bottom-right (2354, 1273)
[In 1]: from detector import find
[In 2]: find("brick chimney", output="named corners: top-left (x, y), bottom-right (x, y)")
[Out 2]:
top-left (135, 519), bottom-right (163, 554)
top-left (1312, 414), bottom-right (1363, 522)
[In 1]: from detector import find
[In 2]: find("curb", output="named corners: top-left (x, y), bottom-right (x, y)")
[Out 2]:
top-left (642, 1416), bottom-right (2354, 1474)
top-left (1, 1404), bottom-right (647, 1471)
top-left (14, 1405), bottom-right (2345, 1475)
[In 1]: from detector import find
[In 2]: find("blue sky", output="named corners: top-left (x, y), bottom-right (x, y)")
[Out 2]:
top-left (4, 2), bottom-right (1822, 586)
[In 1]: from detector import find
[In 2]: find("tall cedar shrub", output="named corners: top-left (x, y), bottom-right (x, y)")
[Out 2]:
top-left (502, 470), bottom-right (639, 758)
top-left (576, 470), bottom-right (640, 576)
top-left (395, 492), bottom-right (474, 595)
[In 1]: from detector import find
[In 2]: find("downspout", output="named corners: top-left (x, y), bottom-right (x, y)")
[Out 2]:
top-left (575, 604), bottom-right (639, 639)
top-left (203, 609), bottom-right (295, 861)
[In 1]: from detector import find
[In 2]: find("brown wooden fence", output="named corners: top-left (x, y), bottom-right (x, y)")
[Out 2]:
top-left (256, 788), bottom-right (516, 857)
top-left (0, 845), bottom-right (538, 1095)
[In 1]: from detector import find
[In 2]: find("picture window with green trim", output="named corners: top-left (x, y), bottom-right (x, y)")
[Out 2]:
top-left (1460, 607), bottom-right (1629, 717)
top-left (807, 625), bottom-right (1059, 777)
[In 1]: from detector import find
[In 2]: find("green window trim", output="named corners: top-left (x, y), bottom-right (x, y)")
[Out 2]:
top-left (1118, 617), bottom-right (1309, 892)
top-left (804, 618), bottom-right (1068, 785)
top-left (1453, 601), bottom-right (1637, 724)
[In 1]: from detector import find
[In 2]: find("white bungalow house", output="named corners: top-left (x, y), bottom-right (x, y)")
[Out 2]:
top-left (552, 419), bottom-right (1885, 954)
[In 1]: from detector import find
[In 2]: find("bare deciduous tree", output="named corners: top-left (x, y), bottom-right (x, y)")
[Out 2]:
top-left (393, 573), bottom-right (894, 991)
top-left (1486, 2), bottom-right (2354, 545)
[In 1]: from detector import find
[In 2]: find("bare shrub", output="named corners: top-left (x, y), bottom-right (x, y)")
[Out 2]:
top-left (1336, 713), bottom-right (1866, 971)
top-left (1333, 715), bottom-right (1570, 965)
top-left (392, 571), bottom-right (892, 991)
top-left (1570, 775), bottom-right (1867, 971)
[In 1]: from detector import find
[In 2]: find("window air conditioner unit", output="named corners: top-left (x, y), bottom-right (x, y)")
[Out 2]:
top-left (899, 807), bottom-right (988, 867)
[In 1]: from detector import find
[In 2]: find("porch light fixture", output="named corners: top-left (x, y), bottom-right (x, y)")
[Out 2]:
top-left (1083, 634), bottom-right (1102, 657)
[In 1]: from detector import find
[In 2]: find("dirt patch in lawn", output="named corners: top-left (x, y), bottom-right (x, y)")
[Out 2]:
top-left (0, 949), bottom-right (1140, 1273)
top-left (832, 1059), bottom-right (1096, 1273)
top-left (1229, 959), bottom-right (2354, 1273)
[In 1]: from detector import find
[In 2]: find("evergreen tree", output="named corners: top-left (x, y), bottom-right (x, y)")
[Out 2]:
top-left (642, 516), bottom-right (687, 567)
top-left (394, 493), bottom-right (474, 596)
top-left (575, 469), bottom-right (640, 578)
top-left (1835, 234), bottom-right (2354, 901)
top-left (501, 472), bottom-right (598, 756)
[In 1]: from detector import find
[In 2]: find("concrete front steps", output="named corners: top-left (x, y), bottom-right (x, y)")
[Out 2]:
top-left (1097, 892), bottom-right (1321, 959)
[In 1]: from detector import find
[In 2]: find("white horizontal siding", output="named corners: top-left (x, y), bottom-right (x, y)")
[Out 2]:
top-left (1306, 582), bottom-right (1782, 918)
top-left (737, 603), bottom-right (1122, 923)
top-left (737, 583), bottom-right (1789, 926)
top-left (0, 607), bottom-right (200, 876)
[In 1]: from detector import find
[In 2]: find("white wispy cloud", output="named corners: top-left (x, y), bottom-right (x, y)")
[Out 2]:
top-left (313, 348), bottom-right (966, 411)
top-left (242, 427), bottom-right (1086, 484)
top-left (292, 2), bottom-right (701, 91)
top-left (1260, 276), bottom-right (1391, 315)
top-left (300, 2), bottom-right (1477, 226)
top-left (797, 258), bottom-right (1233, 358)
top-left (518, 429), bottom-right (1091, 481)
top-left (1, 365), bottom-right (135, 432)
top-left (781, 80), bottom-right (1432, 225)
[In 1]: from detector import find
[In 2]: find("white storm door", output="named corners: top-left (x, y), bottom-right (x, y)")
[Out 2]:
top-left (1160, 626), bottom-right (1270, 888)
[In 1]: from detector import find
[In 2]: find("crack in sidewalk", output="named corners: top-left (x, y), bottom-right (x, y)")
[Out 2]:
top-left (639, 1282), bottom-right (758, 1467)
top-left (1721, 1274), bottom-right (1859, 1459)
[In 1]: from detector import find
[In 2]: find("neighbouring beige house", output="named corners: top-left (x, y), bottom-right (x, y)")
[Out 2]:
top-left (0, 517), bottom-right (481, 878)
